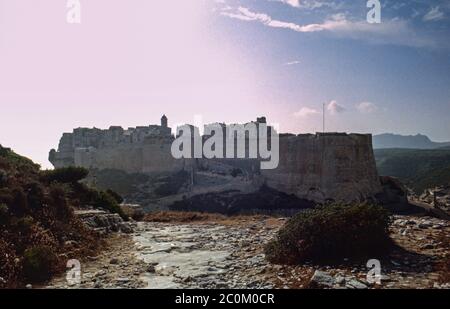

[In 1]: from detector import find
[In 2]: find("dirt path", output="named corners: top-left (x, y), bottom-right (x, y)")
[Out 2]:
top-left (47, 218), bottom-right (284, 289)
top-left (46, 215), bottom-right (449, 289)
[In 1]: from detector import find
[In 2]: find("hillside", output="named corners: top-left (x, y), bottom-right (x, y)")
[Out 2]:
top-left (374, 148), bottom-right (450, 193)
top-left (0, 145), bottom-right (126, 288)
top-left (373, 134), bottom-right (450, 149)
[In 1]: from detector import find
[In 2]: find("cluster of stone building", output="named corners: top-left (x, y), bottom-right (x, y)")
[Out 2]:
top-left (49, 115), bottom-right (175, 171)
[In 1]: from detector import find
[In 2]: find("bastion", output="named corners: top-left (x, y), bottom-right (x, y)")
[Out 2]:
top-left (262, 133), bottom-right (381, 202)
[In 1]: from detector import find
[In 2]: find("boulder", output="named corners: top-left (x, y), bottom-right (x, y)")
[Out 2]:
top-left (376, 176), bottom-right (409, 212)
top-left (309, 270), bottom-right (336, 289)
top-left (75, 209), bottom-right (135, 234)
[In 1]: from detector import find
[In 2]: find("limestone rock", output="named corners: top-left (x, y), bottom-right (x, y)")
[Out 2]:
top-left (377, 176), bottom-right (409, 211)
top-left (424, 186), bottom-right (450, 215)
top-left (76, 209), bottom-right (135, 234)
top-left (309, 270), bottom-right (336, 289)
top-left (345, 278), bottom-right (368, 289)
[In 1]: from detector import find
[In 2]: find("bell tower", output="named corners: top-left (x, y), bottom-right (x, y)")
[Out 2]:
top-left (161, 114), bottom-right (168, 128)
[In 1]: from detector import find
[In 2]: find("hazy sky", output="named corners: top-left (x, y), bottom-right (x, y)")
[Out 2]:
top-left (1, 0), bottom-right (450, 168)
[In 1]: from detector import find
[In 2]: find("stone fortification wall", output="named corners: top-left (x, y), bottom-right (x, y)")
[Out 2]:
top-left (50, 118), bottom-right (382, 203)
top-left (262, 133), bottom-right (381, 202)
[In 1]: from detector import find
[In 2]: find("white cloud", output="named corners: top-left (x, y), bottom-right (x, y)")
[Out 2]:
top-left (294, 107), bottom-right (320, 117)
top-left (222, 7), bottom-right (346, 33)
top-left (327, 100), bottom-right (345, 114)
top-left (220, 7), bottom-right (438, 49)
top-left (273, 0), bottom-right (338, 10)
top-left (284, 60), bottom-right (301, 65)
top-left (276, 0), bottom-right (300, 8)
top-left (293, 101), bottom-right (346, 118)
top-left (357, 102), bottom-right (378, 114)
top-left (423, 6), bottom-right (445, 22)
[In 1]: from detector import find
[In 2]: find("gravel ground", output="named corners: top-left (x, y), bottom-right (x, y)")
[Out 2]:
top-left (46, 215), bottom-right (449, 289)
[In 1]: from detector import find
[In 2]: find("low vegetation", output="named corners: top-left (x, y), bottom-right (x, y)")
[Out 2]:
top-left (86, 168), bottom-right (149, 196)
top-left (170, 185), bottom-right (315, 215)
top-left (0, 145), bottom-right (126, 287)
top-left (153, 171), bottom-right (189, 197)
top-left (86, 169), bottom-right (190, 203)
top-left (375, 148), bottom-right (450, 193)
top-left (40, 167), bottom-right (89, 184)
top-left (22, 246), bottom-right (58, 282)
top-left (265, 203), bottom-right (392, 264)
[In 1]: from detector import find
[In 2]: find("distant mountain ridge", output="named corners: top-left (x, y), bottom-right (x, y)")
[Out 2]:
top-left (373, 133), bottom-right (450, 149)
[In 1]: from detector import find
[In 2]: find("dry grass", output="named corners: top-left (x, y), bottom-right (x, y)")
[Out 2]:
top-left (142, 211), bottom-right (284, 227)
top-left (143, 211), bottom-right (227, 223)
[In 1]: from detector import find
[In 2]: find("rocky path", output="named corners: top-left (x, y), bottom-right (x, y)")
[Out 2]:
top-left (46, 215), bottom-right (449, 289)
top-left (133, 222), bottom-right (276, 289)
top-left (46, 217), bottom-right (284, 289)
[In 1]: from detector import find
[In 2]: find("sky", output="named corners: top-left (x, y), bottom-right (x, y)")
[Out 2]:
top-left (0, 0), bottom-right (450, 168)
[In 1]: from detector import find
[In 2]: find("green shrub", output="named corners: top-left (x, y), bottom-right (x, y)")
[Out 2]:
top-left (15, 216), bottom-right (35, 235)
top-left (69, 183), bottom-right (127, 220)
top-left (0, 169), bottom-right (7, 187)
top-left (22, 246), bottom-right (57, 282)
top-left (10, 188), bottom-right (28, 217)
top-left (0, 145), bottom-right (103, 287)
top-left (41, 167), bottom-right (89, 184)
top-left (0, 203), bottom-right (9, 225)
top-left (0, 145), bottom-right (8, 157)
top-left (25, 182), bottom-right (45, 209)
top-left (93, 191), bottom-right (128, 221)
top-left (48, 183), bottom-right (72, 222)
top-left (0, 145), bottom-right (39, 170)
top-left (265, 203), bottom-right (392, 264)
top-left (106, 189), bottom-right (124, 204)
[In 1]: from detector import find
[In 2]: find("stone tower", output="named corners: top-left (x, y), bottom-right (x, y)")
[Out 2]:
top-left (161, 115), bottom-right (168, 128)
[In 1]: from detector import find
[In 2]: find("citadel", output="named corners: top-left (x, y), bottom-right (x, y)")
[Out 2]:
top-left (49, 115), bottom-right (382, 204)
top-left (50, 115), bottom-right (178, 174)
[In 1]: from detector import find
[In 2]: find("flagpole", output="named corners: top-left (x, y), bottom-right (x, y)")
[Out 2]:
top-left (323, 102), bottom-right (325, 133)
